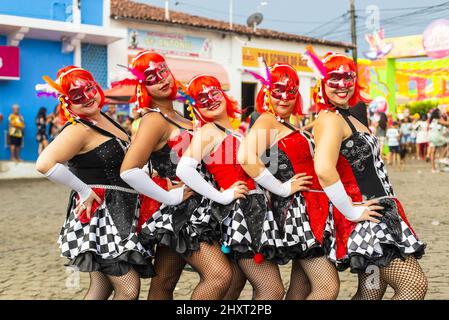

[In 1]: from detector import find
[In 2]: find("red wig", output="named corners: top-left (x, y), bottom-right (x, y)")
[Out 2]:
top-left (129, 51), bottom-right (178, 110)
top-left (56, 66), bottom-right (105, 123)
top-left (255, 63), bottom-right (302, 116)
top-left (313, 52), bottom-right (370, 111)
top-left (186, 74), bottom-right (239, 126)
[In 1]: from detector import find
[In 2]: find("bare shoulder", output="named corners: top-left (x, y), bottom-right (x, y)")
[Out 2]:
top-left (139, 110), bottom-right (167, 127)
top-left (252, 112), bottom-right (278, 129)
top-left (313, 111), bottom-right (345, 135)
top-left (315, 111), bottom-right (345, 127)
top-left (57, 122), bottom-right (90, 142)
top-left (195, 122), bottom-right (221, 137)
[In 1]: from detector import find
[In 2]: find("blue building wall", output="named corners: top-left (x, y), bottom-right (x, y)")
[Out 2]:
top-left (81, 0), bottom-right (104, 26)
top-left (0, 38), bottom-right (74, 161)
top-left (81, 43), bottom-right (108, 88)
top-left (0, 0), bottom-right (73, 22)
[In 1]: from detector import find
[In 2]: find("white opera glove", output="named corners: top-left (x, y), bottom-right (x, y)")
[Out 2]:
top-left (44, 163), bottom-right (92, 203)
top-left (254, 168), bottom-right (291, 197)
top-left (176, 156), bottom-right (235, 205)
top-left (120, 167), bottom-right (184, 205)
top-left (323, 179), bottom-right (366, 221)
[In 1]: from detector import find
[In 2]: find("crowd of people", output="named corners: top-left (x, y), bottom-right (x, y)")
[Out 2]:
top-left (369, 108), bottom-right (449, 172)
top-left (31, 50), bottom-right (428, 301)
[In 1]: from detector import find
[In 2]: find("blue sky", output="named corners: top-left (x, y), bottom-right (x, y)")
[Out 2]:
top-left (136, 0), bottom-right (449, 55)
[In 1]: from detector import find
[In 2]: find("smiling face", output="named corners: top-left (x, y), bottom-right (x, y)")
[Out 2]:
top-left (144, 61), bottom-right (174, 99)
top-left (323, 65), bottom-right (356, 107)
top-left (269, 75), bottom-right (298, 119)
top-left (194, 85), bottom-right (227, 120)
top-left (67, 80), bottom-right (102, 117)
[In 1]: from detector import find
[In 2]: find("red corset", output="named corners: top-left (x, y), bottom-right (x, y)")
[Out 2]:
top-left (277, 131), bottom-right (322, 190)
top-left (205, 135), bottom-right (256, 190)
top-left (167, 130), bottom-right (192, 159)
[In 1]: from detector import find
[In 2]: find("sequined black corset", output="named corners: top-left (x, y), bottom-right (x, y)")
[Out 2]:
top-left (146, 110), bottom-right (193, 180)
top-left (64, 113), bottom-right (131, 189)
top-left (337, 108), bottom-right (394, 199)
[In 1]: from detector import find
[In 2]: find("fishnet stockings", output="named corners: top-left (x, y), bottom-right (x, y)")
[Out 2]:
top-left (285, 259), bottom-right (310, 300)
top-left (107, 267), bottom-right (141, 300)
top-left (286, 256), bottom-right (340, 300)
top-left (353, 256), bottom-right (427, 300)
top-left (84, 268), bottom-right (141, 300)
top-left (352, 271), bottom-right (388, 300)
top-left (381, 256), bottom-right (427, 300)
top-left (184, 242), bottom-right (233, 300)
top-left (148, 245), bottom-right (186, 300)
top-left (84, 272), bottom-right (113, 300)
top-left (223, 261), bottom-right (247, 300)
top-left (237, 258), bottom-right (284, 300)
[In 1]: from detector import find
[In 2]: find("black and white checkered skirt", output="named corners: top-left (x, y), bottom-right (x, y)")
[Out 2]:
top-left (58, 186), bottom-right (155, 278)
top-left (269, 192), bottom-right (328, 264)
top-left (138, 192), bottom-right (219, 257)
top-left (210, 190), bottom-right (284, 262)
top-left (324, 197), bottom-right (426, 273)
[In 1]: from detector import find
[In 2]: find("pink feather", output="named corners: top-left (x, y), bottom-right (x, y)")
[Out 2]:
top-left (117, 64), bottom-right (145, 82)
top-left (129, 67), bottom-right (145, 82)
top-left (243, 69), bottom-right (271, 86)
top-left (263, 59), bottom-right (272, 84)
top-left (305, 47), bottom-right (327, 78)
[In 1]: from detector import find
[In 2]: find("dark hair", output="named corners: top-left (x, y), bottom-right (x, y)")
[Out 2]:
top-left (36, 107), bottom-right (47, 119)
top-left (429, 108), bottom-right (441, 123)
top-left (420, 114), bottom-right (428, 121)
top-left (378, 112), bottom-right (387, 130)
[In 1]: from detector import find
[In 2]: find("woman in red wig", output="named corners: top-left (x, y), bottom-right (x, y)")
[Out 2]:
top-left (313, 52), bottom-right (427, 300)
top-left (120, 51), bottom-right (232, 300)
top-left (36, 66), bottom-right (154, 300)
top-left (238, 62), bottom-right (340, 299)
top-left (176, 74), bottom-right (307, 299)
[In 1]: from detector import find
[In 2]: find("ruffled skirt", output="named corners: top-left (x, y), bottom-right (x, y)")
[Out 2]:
top-left (324, 196), bottom-right (426, 273)
top-left (138, 177), bottom-right (219, 256)
top-left (58, 186), bottom-right (155, 278)
top-left (210, 190), bottom-right (283, 263)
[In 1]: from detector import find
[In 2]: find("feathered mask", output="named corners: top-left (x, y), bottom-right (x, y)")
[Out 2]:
top-left (39, 68), bottom-right (99, 125)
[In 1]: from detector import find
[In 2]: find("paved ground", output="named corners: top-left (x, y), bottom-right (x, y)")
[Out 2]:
top-left (0, 160), bottom-right (448, 300)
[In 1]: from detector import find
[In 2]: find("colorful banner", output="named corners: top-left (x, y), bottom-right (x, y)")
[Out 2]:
top-left (128, 29), bottom-right (212, 59)
top-left (385, 35), bottom-right (426, 58)
top-left (242, 47), bottom-right (311, 72)
top-left (0, 46), bottom-right (20, 80)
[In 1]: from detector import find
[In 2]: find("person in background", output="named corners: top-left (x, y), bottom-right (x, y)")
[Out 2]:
top-left (8, 104), bottom-right (25, 162)
top-left (410, 114), bottom-right (419, 159)
top-left (415, 114), bottom-right (429, 161)
top-left (386, 121), bottom-right (402, 168)
top-left (105, 105), bottom-right (118, 121)
top-left (375, 111), bottom-right (388, 158)
top-left (124, 116), bottom-right (134, 137)
top-left (35, 107), bottom-right (49, 155)
top-left (428, 108), bottom-right (449, 173)
top-left (0, 112), bottom-right (3, 123)
top-left (400, 117), bottom-right (412, 161)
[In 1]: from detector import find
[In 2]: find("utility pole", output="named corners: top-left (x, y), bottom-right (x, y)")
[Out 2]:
top-left (349, 0), bottom-right (358, 65)
top-left (229, 0), bottom-right (233, 30)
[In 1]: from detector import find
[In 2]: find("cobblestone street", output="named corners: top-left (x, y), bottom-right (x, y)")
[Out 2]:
top-left (1, 160), bottom-right (447, 300)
